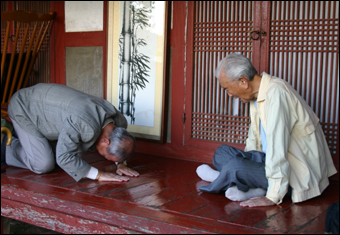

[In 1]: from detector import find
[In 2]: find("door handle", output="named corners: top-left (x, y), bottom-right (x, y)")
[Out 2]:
top-left (250, 30), bottom-right (267, 40)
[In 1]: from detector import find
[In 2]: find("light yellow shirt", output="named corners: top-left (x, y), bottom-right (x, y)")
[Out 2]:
top-left (244, 72), bottom-right (337, 204)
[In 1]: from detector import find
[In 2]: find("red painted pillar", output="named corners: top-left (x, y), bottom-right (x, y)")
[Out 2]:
top-left (171, 1), bottom-right (187, 146)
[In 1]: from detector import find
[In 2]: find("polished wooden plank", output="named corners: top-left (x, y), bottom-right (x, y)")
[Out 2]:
top-left (189, 191), bottom-right (239, 221)
top-left (1, 165), bottom-right (39, 179)
top-left (222, 196), bottom-right (293, 227)
top-left (2, 152), bottom-right (339, 234)
top-left (291, 210), bottom-right (327, 234)
top-left (254, 181), bottom-right (339, 233)
top-left (2, 198), bottom-right (137, 234)
top-left (80, 157), bottom-right (198, 196)
top-left (109, 168), bottom-right (200, 202)
top-left (2, 176), bottom-right (269, 234)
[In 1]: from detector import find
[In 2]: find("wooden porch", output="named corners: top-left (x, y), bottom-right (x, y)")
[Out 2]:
top-left (2, 151), bottom-right (338, 234)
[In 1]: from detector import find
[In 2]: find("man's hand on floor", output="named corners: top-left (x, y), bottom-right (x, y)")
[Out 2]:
top-left (116, 164), bottom-right (140, 177)
top-left (240, 196), bottom-right (275, 207)
top-left (96, 171), bottom-right (130, 182)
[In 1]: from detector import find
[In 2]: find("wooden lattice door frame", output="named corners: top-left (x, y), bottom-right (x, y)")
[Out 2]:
top-left (182, 1), bottom-right (339, 165)
top-left (183, 1), bottom-right (264, 151)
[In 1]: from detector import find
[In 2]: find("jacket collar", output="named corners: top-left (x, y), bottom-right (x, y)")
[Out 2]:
top-left (257, 72), bottom-right (272, 102)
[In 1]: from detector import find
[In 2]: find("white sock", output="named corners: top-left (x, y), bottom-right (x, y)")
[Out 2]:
top-left (225, 186), bottom-right (266, 201)
top-left (196, 164), bottom-right (220, 182)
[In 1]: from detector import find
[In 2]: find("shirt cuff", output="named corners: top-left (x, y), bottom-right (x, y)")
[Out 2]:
top-left (266, 194), bottom-right (283, 205)
top-left (85, 167), bottom-right (99, 180)
top-left (115, 161), bottom-right (127, 166)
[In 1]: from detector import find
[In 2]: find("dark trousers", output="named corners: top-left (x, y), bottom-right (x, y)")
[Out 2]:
top-left (199, 144), bottom-right (268, 194)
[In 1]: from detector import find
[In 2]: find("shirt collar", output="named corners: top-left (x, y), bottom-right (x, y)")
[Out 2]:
top-left (257, 72), bottom-right (272, 102)
top-left (102, 118), bottom-right (114, 129)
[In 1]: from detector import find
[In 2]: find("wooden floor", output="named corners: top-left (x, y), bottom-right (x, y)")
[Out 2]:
top-left (1, 152), bottom-right (339, 234)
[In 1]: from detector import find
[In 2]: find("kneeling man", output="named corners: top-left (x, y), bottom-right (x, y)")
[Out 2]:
top-left (197, 53), bottom-right (337, 207)
top-left (2, 83), bottom-right (139, 182)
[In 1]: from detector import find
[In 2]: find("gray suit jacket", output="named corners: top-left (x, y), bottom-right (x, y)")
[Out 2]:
top-left (8, 83), bottom-right (128, 181)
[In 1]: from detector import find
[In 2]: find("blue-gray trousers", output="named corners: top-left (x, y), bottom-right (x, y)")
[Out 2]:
top-left (199, 144), bottom-right (268, 193)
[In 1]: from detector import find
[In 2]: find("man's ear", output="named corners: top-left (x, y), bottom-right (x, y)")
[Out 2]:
top-left (100, 137), bottom-right (110, 146)
top-left (238, 76), bottom-right (249, 89)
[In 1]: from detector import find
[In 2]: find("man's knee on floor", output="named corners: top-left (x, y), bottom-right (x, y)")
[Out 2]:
top-left (213, 145), bottom-right (241, 170)
top-left (32, 160), bottom-right (55, 174)
top-left (220, 157), bottom-right (244, 174)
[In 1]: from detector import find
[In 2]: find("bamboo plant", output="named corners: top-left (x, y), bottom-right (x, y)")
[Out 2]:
top-left (118, 1), bottom-right (154, 124)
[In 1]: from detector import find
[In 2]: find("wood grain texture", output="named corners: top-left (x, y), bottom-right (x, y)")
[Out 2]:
top-left (1, 152), bottom-right (338, 234)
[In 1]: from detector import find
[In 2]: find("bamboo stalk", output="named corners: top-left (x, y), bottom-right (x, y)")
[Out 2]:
top-left (118, 1), bottom-right (152, 124)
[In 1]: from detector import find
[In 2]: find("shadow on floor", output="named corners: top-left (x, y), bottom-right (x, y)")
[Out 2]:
top-left (10, 219), bottom-right (61, 234)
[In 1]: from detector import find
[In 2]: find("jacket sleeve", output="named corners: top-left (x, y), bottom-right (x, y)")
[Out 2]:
top-left (265, 88), bottom-right (296, 204)
top-left (56, 118), bottom-right (96, 182)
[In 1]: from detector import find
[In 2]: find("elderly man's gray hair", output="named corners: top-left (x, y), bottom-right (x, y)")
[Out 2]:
top-left (107, 127), bottom-right (136, 162)
top-left (215, 53), bottom-right (258, 82)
